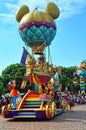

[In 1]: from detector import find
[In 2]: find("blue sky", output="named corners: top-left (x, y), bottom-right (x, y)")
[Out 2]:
top-left (0, 0), bottom-right (86, 75)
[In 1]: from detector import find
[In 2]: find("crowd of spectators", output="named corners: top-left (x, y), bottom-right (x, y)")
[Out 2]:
top-left (0, 95), bottom-right (11, 112)
top-left (0, 90), bottom-right (86, 113)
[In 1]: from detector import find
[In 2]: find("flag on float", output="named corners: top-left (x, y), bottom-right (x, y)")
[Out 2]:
top-left (20, 47), bottom-right (28, 65)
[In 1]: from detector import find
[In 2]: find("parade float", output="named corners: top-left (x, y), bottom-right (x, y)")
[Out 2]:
top-left (73, 61), bottom-right (86, 94)
top-left (2, 2), bottom-right (62, 119)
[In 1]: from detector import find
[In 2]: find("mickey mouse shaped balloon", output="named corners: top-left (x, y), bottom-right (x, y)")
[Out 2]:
top-left (16, 2), bottom-right (60, 54)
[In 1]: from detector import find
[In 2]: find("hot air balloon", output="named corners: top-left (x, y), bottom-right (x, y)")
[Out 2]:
top-left (16, 3), bottom-right (60, 54)
top-left (16, 2), bottom-right (60, 85)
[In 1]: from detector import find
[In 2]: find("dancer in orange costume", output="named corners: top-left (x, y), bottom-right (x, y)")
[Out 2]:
top-left (8, 80), bottom-right (19, 109)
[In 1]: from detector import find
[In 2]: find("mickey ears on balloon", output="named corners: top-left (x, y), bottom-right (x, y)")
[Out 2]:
top-left (16, 2), bottom-right (60, 22)
top-left (16, 5), bottom-right (29, 22)
top-left (45, 2), bottom-right (60, 19)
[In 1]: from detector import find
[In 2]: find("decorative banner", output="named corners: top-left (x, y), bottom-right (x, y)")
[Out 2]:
top-left (20, 47), bottom-right (28, 65)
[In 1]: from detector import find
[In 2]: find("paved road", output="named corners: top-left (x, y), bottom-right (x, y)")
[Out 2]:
top-left (0, 104), bottom-right (86, 130)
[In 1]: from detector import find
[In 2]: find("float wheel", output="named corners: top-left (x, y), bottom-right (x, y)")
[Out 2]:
top-left (45, 105), bottom-right (50, 119)
top-left (51, 102), bottom-right (55, 118)
top-left (40, 102), bottom-right (44, 109)
top-left (45, 104), bottom-right (52, 119)
top-left (2, 106), bottom-right (8, 118)
top-left (7, 104), bottom-right (12, 110)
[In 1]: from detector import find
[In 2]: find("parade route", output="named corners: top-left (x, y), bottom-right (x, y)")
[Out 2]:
top-left (0, 104), bottom-right (86, 130)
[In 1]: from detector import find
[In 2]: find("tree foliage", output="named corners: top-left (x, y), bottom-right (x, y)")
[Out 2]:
top-left (1, 63), bottom-right (26, 94)
top-left (60, 66), bottom-right (77, 91)
top-left (0, 76), bottom-right (5, 95)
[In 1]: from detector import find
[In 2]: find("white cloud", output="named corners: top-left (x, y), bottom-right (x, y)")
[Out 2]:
top-left (17, 0), bottom-right (47, 9)
top-left (58, 0), bottom-right (86, 19)
top-left (0, 0), bottom-right (86, 24)
top-left (0, 13), bottom-right (14, 17)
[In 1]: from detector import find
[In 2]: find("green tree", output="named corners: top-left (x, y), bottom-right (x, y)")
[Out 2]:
top-left (0, 76), bottom-right (5, 96)
top-left (60, 66), bottom-right (77, 91)
top-left (1, 63), bottom-right (26, 93)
